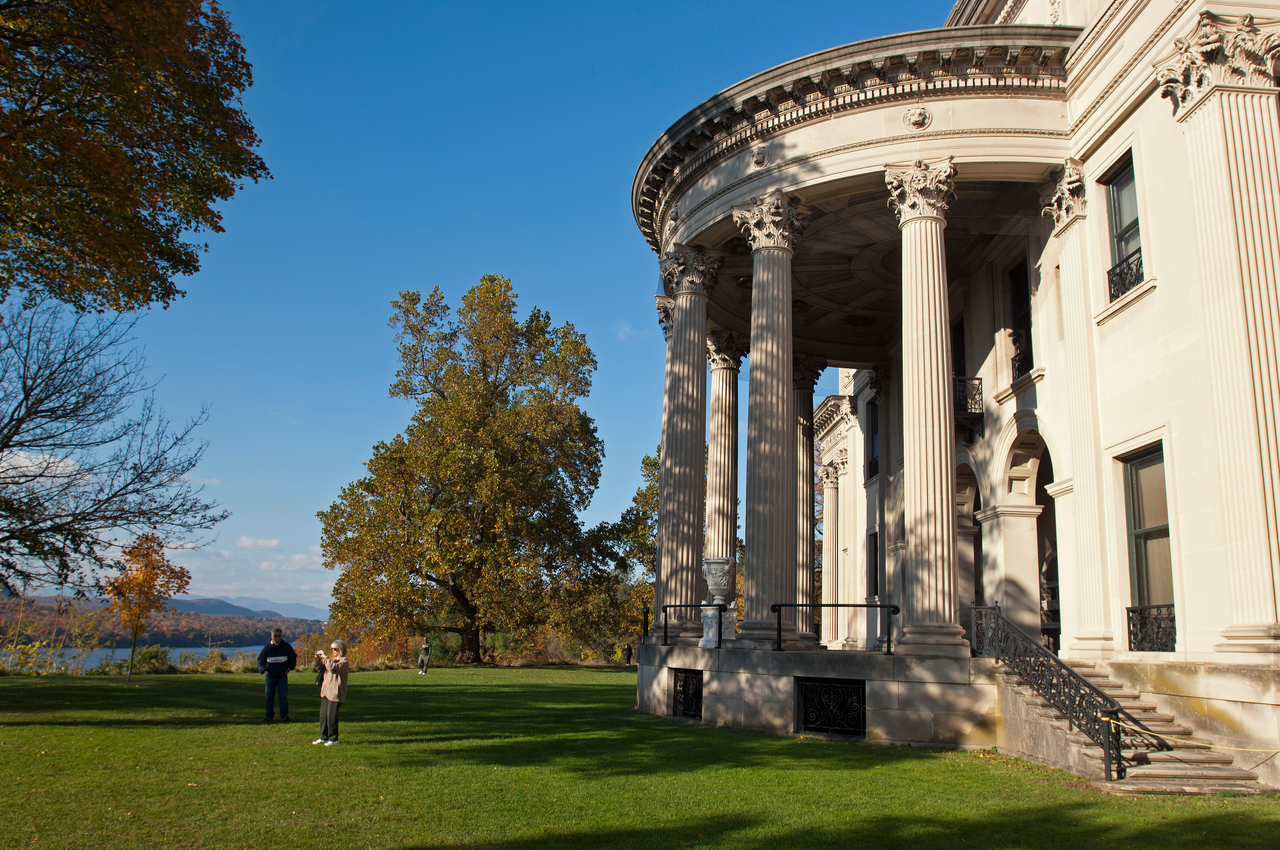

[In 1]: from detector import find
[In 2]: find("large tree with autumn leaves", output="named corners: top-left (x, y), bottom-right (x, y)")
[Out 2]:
top-left (318, 277), bottom-right (624, 663)
top-left (0, 0), bottom-right (269, 310)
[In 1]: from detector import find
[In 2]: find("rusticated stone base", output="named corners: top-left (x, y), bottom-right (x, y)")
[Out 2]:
top-left (636, 642), bottom-right (998, 746)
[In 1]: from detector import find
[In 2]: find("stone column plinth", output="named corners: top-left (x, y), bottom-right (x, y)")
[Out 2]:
top-left (794, 355), bottom-right (825, 643)
top-left (704, 330), bottom-right (747, 643)
top-left (656, 245), bottom-right (720, 641)
top-left (1157, 14), bottom-right (1280, 653)
top-left (733, 189), bottom-right (808, 645)
top-left (886, 159), bottom-right (969, 657)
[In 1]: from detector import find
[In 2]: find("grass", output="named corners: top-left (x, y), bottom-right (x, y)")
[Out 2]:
top-left (0, 667), bottom-right (1276, 849)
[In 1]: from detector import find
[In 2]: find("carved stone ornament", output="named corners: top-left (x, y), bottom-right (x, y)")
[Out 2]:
top-left (819, 463), bottom-right (840, 487)
top-left (903, 106), bottom-right (932, 131)
top-left (1040, 158), bottom-right (1086, 230)
top-left (834, 448), bottom-right (849, 472)
top-left (885, 157), bottom-right (957, 225)
top-left (731, 188), bottom-right (809, 252)
top-left (702, 557), bottom-right (734, 604)
top-left (751, 145), bottom-right (770, 169)
top-left (706, 330), bottom-right (748, 371)
top-left (1156, 12), bottom-right (1280, 117)
top-left (655, 295), bottom-right (675, 341)
top-left (660, 244), bottom-right (722, 297)
top-left (793, 354), bottom-right (828, 391)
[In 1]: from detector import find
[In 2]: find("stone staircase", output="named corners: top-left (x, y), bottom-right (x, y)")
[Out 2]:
top-left (999, 660), bottom-right (1278, 796)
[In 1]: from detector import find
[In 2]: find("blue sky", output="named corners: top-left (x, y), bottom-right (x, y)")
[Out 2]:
top-left (134, 0), bottom-right (957, 608)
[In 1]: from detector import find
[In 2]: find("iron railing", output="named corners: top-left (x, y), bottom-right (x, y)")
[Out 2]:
top-left (660, 603), bottom-right (729, 649)
top-left (1107, 248), bottom-right (1144, 302)
top-left (769, 603), bottom-right (900, 654)
top-left (642, 605), bottom-right (650, 640)
top-left (954, 376), bottom-right (984, 444)
top-left (972, 605), bottom-right (1170, 780)
top-left (1126, 604), bottom-right (1176, 652)
top-left (797, 677), bottom-right (867, 735)
top-left (866, 455), bottom-right (879, 479)
top-left (1011, 338), bottom-right (1034, 381)
top-left (672, 668), bottom-right (703, 718)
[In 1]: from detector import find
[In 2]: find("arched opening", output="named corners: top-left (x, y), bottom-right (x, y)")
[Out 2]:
top-left (1035, 453), bottom-right (1060, 653)
top-left (956, 463), bottom-right (983, 645)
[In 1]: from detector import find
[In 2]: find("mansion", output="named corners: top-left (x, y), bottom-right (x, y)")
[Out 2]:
top-left (634, 0), bottom-right (1280, 793)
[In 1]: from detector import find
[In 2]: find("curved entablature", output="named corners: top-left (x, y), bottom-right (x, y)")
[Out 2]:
top-left (632, 24), bottom-right (1083, 252)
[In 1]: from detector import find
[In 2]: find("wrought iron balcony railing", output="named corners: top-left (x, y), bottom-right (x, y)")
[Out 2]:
top-left (1126, 604), bottom-right (1176, 652)
top-left (972, 605), bottom-right (1171, 781)
top-left (954, 376), bottom-right (983, 444)
top-left (1108, 248), bottom-right (1144, 302)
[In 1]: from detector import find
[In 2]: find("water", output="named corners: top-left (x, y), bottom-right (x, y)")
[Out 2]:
top-left (4, 645), bottom-right (263, 673)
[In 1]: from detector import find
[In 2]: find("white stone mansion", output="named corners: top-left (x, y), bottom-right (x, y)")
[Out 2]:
top-left (633, 0), bottom-right (1280, 792)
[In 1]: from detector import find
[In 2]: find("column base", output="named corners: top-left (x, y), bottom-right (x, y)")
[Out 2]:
top-left (1216, 623), bottom-right (1280, 655)
top-left (737, 618), bottom-right (792, 649)
top-left (698, 606), bottom-right (738, 648)
top-left (897, 623), bottom-right (970, 658)
top-left (1066, 630), bottom-right (1115, 659)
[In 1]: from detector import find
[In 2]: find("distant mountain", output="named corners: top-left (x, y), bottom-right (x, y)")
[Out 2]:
top-left (169, 598), bottom-right (280, 618)
top-left (182, 595), bottom-right (328, 621)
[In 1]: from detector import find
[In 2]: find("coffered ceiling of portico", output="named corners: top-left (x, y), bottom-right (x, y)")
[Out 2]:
top-left (701, 179), bottom-right (1044, 367)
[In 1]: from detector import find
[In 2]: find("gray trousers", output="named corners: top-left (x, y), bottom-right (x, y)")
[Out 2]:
top-left (319, 697), bottom-right (341, 741)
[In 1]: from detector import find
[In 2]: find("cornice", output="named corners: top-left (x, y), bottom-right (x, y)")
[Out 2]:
top-left (632, 25), bottom-right (1082, 253)
top-left (815, 394), bottom-right (856, 438)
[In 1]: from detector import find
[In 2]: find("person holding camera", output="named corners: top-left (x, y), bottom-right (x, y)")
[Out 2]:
top-left (312, 640), bottom-right (349, 746)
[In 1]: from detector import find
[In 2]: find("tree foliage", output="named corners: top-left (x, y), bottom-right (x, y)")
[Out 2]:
top-left (319, 276), bottom-right (621, 662)
top-left (102, 532), bottom-right (188, 679)
top-left (0, 299), bottom-right (227, 593)
top-left (0, 0), bottom-right (270, 310)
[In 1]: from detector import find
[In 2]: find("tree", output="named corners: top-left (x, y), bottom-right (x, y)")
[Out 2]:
top-left (0, 0), bottom-right (270, 310)
top-left (319, 276), bottom-right (620, 662)
top-left (0, 299), bottom-right (227, 593)
top-left (103, 532), bottom-right (189, 680)
top-left (613, 448), bottom-right (658, 638)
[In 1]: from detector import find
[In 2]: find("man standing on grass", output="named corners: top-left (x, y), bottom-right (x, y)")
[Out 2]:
top-left (257, 628), bottom-right (297, 721)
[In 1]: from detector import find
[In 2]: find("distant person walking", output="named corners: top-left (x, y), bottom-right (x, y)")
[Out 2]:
top-left (417, 642), bottom-right (431, 675)
top-left (257, 628), bottom-right (297, 722)
top-left (313, 639), bottom-right (349, 746)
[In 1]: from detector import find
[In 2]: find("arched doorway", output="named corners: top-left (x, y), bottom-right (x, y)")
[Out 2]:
top-left (956, 462), bottom-right (983, 645)
top-left (1035, 452), bottom-right (1060, 653)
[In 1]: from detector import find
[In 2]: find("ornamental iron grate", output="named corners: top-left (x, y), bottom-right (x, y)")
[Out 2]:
top-left (1127, 605), bottom-right (1176, 652)
top-left (672, 668), bottom-right (703, 719)
top-left (971, 605), bottom-right (1170, 780)
top-left (954, 376), bottom-right (984, 445)
top-left (797, 677), bottom-right (866, 735)
top-left (1108, 248), bottom-right (1144, 302)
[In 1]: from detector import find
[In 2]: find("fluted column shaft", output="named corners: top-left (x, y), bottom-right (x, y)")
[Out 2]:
top-left (656, 247), bottom-right (719, 636)
top-left (887, 159), bottom-right (969, 656)
top-left (706, 332), bottom-right (747, 566)
top-left (819, 464), bottom-right (840, 644)
top-left (794, 358), bottom-right (824, 641)
top-left (653, 296), bottom-right (674, 621)
top-left (733, 189), bottom-right (808, 643)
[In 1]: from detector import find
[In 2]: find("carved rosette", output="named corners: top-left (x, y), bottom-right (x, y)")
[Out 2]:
top-left (706, 330), bottom-right (748, 371)
top-left (885, 157), bottom-right (957, 225)
top-left (818, 463), bottom-right (840, 487)
top-left (660, 244), bottom-right (722, 297)
top-left (731, 188), bottom-right (809, 252)
top-left (1156, 12), bottom-right (1280, 116)
top-left (1040, 158), bottom-right (1086, 230)
top-left (793, 354), bottom-right (827, 392)
top-left (655, 295), bottom-right (675, 342)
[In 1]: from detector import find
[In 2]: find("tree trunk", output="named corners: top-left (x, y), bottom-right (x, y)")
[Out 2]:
top-left (456, 615), bottom-right (482, 664)
top-left (126, 628), bottom-right (138, 682)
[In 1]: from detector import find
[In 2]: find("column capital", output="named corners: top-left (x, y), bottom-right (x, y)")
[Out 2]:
top-left (1040, 158), bottom-right (1086, 232)
top-left (706, 330), bottom-right (748, 371)
top-left (731, 188), bottom-right (809, 252)
top-left (818, 462), bottom-right (840, 487)
top-left (1156, 12), bottom-right (1280, 118)
top-left (660, 244), bottom-right (722, 297)
top-left (885, 157), bottom-right (956, 226)
top-left (793, 354), bottom-right (827, 392)
top-left (655, 295), bottom-right (675, 342)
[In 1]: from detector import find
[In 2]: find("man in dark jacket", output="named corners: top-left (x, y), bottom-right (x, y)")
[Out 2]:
top-left (257, 628), bottom-right (297, 721)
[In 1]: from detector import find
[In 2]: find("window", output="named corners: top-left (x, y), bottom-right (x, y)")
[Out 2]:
top-left (1105, 155), bottom-right (1144, 301)
top-left (1123, 446), bottom-right (1175, 651)
top-left (1009, 260), bottom-right (1033, 380)
top-left (867, 532), bottom-right (879, 598)
top-left (865, 400), bottom-right (879, 479)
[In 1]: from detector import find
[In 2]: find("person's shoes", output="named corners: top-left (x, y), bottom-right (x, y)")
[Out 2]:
top-left (312, 739), bottom-right (325, 745)
top-left (280, 717), bottom-right (290, 723)
top-left (262, 717), bottom-right (273, 722)
top-left (324, 739), bottom-right (339, 747)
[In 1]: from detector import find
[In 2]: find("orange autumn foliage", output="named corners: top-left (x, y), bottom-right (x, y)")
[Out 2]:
top-left (103, 534), bottom-right (190, 679)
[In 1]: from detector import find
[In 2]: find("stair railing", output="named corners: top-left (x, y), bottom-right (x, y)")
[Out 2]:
top-left (972, 605), bottom-right (1170, 781)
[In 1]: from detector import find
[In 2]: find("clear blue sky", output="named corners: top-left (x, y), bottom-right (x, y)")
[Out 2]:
top-left (134, 0), bottom-right (957, 608)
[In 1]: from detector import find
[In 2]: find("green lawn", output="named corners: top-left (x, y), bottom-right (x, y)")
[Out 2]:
top-left (0, 667), bottom-right (1275, 849)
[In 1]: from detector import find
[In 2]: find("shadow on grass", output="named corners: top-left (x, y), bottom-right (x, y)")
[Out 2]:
top-left (402, 806), bottom-right (1278, 850)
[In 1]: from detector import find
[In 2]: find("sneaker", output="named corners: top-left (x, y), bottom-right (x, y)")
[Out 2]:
top-left (280, 717), bottom-right (290, 723)
top-left (312, 739), bottom-right (325, 745)
top-left (324, 739), bottom-right (339, 747)
top-left (262, 717), bottom-right (273, 722)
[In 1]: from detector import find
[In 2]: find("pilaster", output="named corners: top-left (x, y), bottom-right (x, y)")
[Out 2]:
top-left (794, 355), bottom-right (826, 643)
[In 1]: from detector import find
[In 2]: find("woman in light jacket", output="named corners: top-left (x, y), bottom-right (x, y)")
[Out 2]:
top-left (312, 639), bottom-right (349, 746)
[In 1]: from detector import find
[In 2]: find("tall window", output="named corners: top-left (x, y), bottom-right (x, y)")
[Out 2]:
top-left (1105, 155), bottom-right (1143, 301)
top-left (1009, 260), bottom-right (1033, 380)
top-left (867, 531), bottom-right (879, 598)
top-left (1124, 446), bottom-right (1176, 651)
top-left (865, 400), bottom-right (880, 479)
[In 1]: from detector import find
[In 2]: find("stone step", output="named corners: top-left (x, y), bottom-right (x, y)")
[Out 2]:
top-left (1072, 734), bottom-right (1214, 752)
top-left (1092, 779), bottom-right (1280, 797)
top-left (1125, 763), bottom-right (1262, 782)
top-left (1129, 750), bottom-right (1236, 766)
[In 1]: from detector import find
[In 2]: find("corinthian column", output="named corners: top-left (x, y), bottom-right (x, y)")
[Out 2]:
top-left (1157, 13), bottom-right (1280, 652)
top-left (733, 189), bottom-right (808, 644)
top-left (794, 355), bottom-right (826, 642)
top-left (819, 462), bottom-right (840, 646)
top-left (1040, 161), bottom-right (1112, 656)
top-left (652, 295), bottom-right (675, 625)
top-left (656, 245), bottom-right (720, 640)
top-left (886, 158), bottom-right (969, 656)
top-left (706, 331), bottom-right (747, 566)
